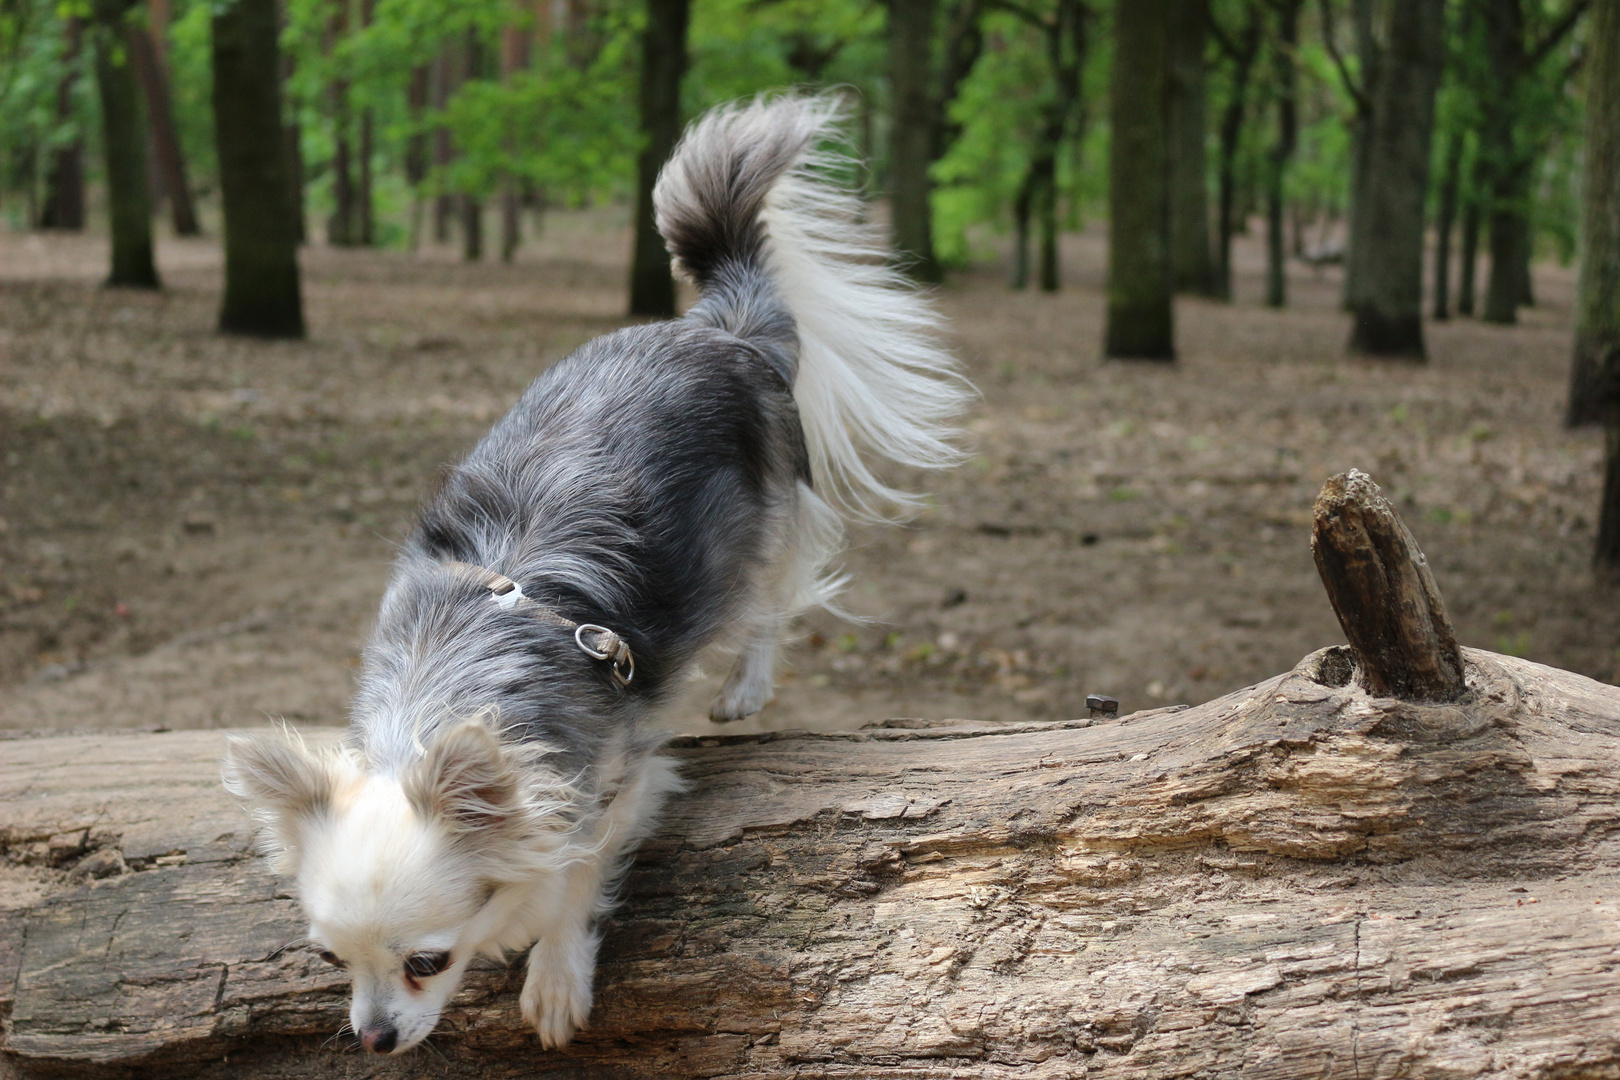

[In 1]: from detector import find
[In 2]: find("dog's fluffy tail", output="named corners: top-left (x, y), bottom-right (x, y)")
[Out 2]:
top-left (654, 93), bottom-right (970, 526)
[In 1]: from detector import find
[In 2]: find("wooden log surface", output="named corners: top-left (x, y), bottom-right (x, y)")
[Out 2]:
top-left (3, 647), bottom-right (1620, 1079)
top-left (1311, 470), bottom-right (1468, 703)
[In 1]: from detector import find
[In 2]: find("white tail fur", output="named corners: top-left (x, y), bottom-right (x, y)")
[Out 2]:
top-left (657, 94), bottom-right (972, 526)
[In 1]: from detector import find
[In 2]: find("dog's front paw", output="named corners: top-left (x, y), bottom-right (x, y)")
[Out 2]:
top-left (708, 661), bottom-right (775, 722)
top-left (521, 935), bottom-right (595, 1049)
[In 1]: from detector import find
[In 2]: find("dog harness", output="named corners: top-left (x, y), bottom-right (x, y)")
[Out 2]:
top-left (440, 561), bottom-right (635, 687)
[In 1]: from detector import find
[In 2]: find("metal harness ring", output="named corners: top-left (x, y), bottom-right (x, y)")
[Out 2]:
top-left (575, 624), bottom-right (635, 686)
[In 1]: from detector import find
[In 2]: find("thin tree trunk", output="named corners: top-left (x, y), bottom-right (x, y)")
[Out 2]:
top-left (326, 0), bottom-right (355, 246)
top-left (1338, 0), bottom-right (1377, 313)
top-left (1212, 4), bottom-right (1259, 302)
top-left (1348, 0), bottom-right (1445, 358)
top-left (627, 0), bottom-right (689, 315)
top-left (1602, 426), bottom-right (1620, 573)
top-left (94, 1), bottom-right (160, 289)
top-left (1105, 0), bottom-right (1173, 359)
top-left (887, 0), bottom-right (942, 282)
top-left (1570, 0), bottom-right (1620, 573)
top-left (213, 0), bottom-right (305, 336)
top-left (462, 195), bottom-right (484, 261)
top-left (1433, 130), bottom-right (1464, 319)
top-left (1265, 0), bottom-right (1301, 309)
top-left (1480, 0), bottom-right (1527, 325)
top-left (1011, 171), bottom-right (1033, 290)
top-left (1459, 186), bottom-right (1481, 314)
top-left (432, 50), bottom-right (454, 245)
top-left (357, 0), bottom-right (375, 246)
top-left (459, 28), bottom-right (485, 262)
top-left (500, 23), bottom-right (526, 263)
top-left (39, 18), bottom-right (86, 231)
top-left (127, 20), bottom-right (198, 236)
top-left (1168, 0), bottom-right (1213, 295)
top-left (406, 64), bottom-right (429, 251)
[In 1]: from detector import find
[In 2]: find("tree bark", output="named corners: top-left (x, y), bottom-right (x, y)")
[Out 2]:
top-left (1571, 0), bottom-right (1620, 569)
top-left (324, 0), bottom-right (360, 247)
top-left (1011, 0), bottom-right (1087, 293)
top-left (432, 49), bottom-right (455, 245)
top-left (628, 0), bottom-right (689, 316)
top-left (212, 0), bottom-right (305, 337)
top-left (1432, 130), bottom-right (1464, 319)
top-left (93, 1), bottom-right (160, 289)
top-left (887, 0), bottom-right (942, 283)
top-left (1311, 469), bottom-right (1466, 702)
top-left (1105, 0), bottom-right (1173, 360)
top-left (1458, 185), bottom-right (1481, 314)
top-left (1168, 0), bottom-right (1213, 295)
top-left (1569, 0), bottom-right (1620, 429)
top-left (127, 20), bottom-right (199, 236)
top-left (1264, 0), bottom-right (1301, 309)
top-left (38, 18), bottom-right (86, 232)
top-left (1347, 0), bottom-right (1445, 358)
top-left (4, 645), bottom-right (1620, 1078)
top-left (1211, 3), bottom-right (1260, 302)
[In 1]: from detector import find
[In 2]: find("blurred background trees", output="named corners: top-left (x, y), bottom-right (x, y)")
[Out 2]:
top-left (0, 0), bottom-right (1608, 556)
top-left (0, 0), bottom-right (1598, 314)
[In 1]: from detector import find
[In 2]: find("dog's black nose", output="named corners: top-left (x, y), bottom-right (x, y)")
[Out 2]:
top-left (361, 1024), bottom-right (398, 1054)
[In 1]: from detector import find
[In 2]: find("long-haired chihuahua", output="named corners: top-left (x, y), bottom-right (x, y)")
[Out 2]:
top-left (222, 93), bottom-right (968, 1055)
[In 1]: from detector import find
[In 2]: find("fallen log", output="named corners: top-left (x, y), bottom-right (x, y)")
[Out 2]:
top-left (2, 477), bottom-right (1619, 1079)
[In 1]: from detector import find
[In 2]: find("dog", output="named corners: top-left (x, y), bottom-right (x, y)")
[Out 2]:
top-left (221, 93), bottom-right (968, 1056)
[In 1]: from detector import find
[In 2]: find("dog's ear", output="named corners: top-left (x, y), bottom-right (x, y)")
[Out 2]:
top-left (222, 734), bottom-right (335, 872)
top-left (404, 719), bottom-right (525, 839)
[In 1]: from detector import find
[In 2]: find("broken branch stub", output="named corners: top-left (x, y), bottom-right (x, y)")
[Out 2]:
top-left (1310, 469), bottom-right (1467, 702)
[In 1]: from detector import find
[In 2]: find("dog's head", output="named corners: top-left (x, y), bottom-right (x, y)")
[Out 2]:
top-left (223, 721), bottom-right (551, 1054)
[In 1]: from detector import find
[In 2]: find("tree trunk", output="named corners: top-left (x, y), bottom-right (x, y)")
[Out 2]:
top-left (1212, 6), bottom-right (1259, 302)
top-left (356, 0), bottom-right (376, 246)
top-left (1573, 0), bottom-right (1620, 569)
top-left (1479, 0), bottom-right (1529, 325)
top-left (5, 645), bottom-right (1620, 1078)
top-left (1347, 0), bottom-right (1445, 358)
top-left (432, 50), bottom-right (454, 245)
top-left (127, 21), bottom-right (198, 236)
top-left (212, 0), bottom-right (305, 337)
top-left (1264, 0), bottom-right (1301, 309)
top-left (325, 0), bottom-right (356, 246)
top-left (462, 195), bottom-right (484, 261)
top-left (1601, 425), bottom-right (1620, 574)
top-left (1569, 0), bottom-right (1620, 429)
top-left (93, 2), bottom-right (160, 289)
top-left (628, 0), bottom-right (689, 316)
top-left (1168, 0), bottom-right (1213, 295)
top-left (1433, 130), bottom-right (1463, 319)
top-left (1516, 209), bottom-right (1535, 306)
top-left (887, 0), bottom-right (942, 283)
top-left (38, 18), bottom-right (86, 231)
top-left (1105, 0), bottom-right (1173, 360)
top-left (1458, 187), bottom-right (1481, 314)
top-left (499, 23), bottom-right (527, 264)
top-left (406, 64), bottom-right (429, 250)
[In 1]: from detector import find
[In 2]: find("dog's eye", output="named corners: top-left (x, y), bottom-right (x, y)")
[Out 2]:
top-left (317, 950), bottom-right (346, 969)
top-left (405, 951), bottom-right (451, 978)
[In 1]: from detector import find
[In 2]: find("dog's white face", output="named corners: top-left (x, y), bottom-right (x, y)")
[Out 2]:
top-left (299, 776), bottom-right (494, 1053)
top-left (224, 721), bottom-right (541, 1055)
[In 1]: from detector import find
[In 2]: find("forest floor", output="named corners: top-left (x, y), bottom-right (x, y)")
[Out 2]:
top-left (0, 212), bottom-right (1613, 738)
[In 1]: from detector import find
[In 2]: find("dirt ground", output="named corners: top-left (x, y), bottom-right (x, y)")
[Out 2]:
top-left (0, 212), bottom-right (1614, 739)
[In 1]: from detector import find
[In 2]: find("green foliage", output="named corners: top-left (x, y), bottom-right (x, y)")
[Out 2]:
top-left (0, 0), bottom-right (1596, 282)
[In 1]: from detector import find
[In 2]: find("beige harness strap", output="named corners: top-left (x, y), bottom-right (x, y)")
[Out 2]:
top-left (441, 561), bottom-right (635, 686)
